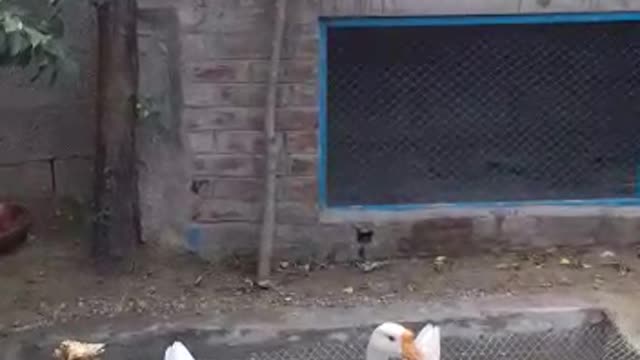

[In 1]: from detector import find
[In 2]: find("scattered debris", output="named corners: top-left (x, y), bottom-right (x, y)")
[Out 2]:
top-left (357, 261), bottom-right (388, 273)
top-left (495, 262), bottom-right (520, 271)
top-left (342, 286), bottom-right (354, 294)
top-left (279, 261), bottom-right (290, 269)
top-left (256, 279), bottom-right (272, 290)
top-left (433, 256), bottom-right (451, 273)
top-left (558, 276), bottom-right (573, 286)
top-left (53, 340), bottom-right (105, 360)
top-left (600, 250), bottom-right (616, 258)
top-left (559, 257), bottom-right (572, 266)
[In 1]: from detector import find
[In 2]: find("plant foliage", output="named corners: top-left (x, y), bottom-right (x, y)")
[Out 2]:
top-left (0, 0), bottom-right (69, 83)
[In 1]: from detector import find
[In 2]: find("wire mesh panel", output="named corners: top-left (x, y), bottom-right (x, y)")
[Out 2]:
top-left (325, 20), bottom-right (640, 206)
top-left (239, 319), bottom-right (640, 360)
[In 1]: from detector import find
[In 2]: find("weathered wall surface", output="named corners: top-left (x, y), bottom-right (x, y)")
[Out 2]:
top-left (4, 0), bottom-right (640, 261)
top-left (0, 0), bottom-right (96, 202)
top-left (174, 0), bottom-right (640, 262)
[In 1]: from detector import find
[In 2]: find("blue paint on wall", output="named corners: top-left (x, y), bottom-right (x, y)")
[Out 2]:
top-left (317, 12), bottom-right (640, 211)
top-left (317, 22), bottom-right (329, 209)
top-left (185, 225), bottom-right (202, 253)
top-left (321, 12), bottom-right (640, 28)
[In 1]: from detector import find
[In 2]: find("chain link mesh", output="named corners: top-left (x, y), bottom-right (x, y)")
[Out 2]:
top-left (239, 321), bottom-right (640, 360)
top-left (325, 21), bottom-right (640, 206)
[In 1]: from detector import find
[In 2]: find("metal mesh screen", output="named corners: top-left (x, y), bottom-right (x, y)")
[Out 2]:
top-left (240, 321), bottom-right (640, 360)
top-left (326, 21), bottom-right (640, 206)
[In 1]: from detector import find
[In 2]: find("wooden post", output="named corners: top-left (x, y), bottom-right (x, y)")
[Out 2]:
top-left (93, 0), bottom-right (140, 272)
top-left (257, 0), bottom-right (288, 283)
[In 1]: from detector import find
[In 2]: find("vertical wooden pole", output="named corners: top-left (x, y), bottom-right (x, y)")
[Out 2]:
top-left (258, 0), bottom-right (288, 283)
top-left (93, 0), bottom-right (140, 272)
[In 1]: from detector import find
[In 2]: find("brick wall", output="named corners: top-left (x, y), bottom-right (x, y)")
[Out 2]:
top-left (174, 0), bottom-right (640, 262)
top-left (6, 0), bottom-right (639, 261)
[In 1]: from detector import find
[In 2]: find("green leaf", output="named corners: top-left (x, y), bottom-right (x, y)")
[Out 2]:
top-left (3, 15), bottom-right (23, 32)
top-left (24, 27), bottom-right (49, 47)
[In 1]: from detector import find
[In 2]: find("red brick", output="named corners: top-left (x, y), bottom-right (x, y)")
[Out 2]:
top-left (188, 131), bottom-right (215, 153)
top-left (277, 202), bottom-right (318, 225)
top-left (214, 179), bottom-right (263, 201)
top-left (195, 199), bottom-right (261, 222)
top-left (189, 61), bottom-right (250, 82)
top-left (277, 177), bottom-right (317, 203)
top-left (276, 108), bottom-right (317, 131)
top-left (184, 83), bottom-right (266, 107)
top-left (248, 60), bottom-right (316, 83)
top-left (190, 178), bottom-right (215, 197)
top-left (289, 155), bottom-right (316, 176)
top-left (286, 131), bottom-right (317, 154)
top-left (216, 131), bottom-right (265, 154)
top-left (194, 155), bottom-right (264, 177)
top-left (277, 84), bottom-right (316, 107)
top-left (184, 108), bottom-right (262, 131)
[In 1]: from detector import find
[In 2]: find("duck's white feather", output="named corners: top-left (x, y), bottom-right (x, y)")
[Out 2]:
top-left (164, 341), bottom-right (195, 360)
top-left (415, 324), bottom-right (440, 360)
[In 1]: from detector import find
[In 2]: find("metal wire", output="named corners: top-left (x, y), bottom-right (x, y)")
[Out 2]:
top-left (239, 321), bottom-right (640, 360)
top-left (325, 21), bottom-right (640, 206)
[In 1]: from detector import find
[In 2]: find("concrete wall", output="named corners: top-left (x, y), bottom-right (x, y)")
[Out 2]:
top-left (0, 0), bottom-right (96, 202)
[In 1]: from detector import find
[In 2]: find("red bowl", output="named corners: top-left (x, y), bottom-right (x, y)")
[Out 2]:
top-left (0, 203), bottom-right (33, 254)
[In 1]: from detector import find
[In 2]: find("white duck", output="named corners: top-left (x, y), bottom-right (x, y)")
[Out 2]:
top-left (367, 322), bottom-right (440, 360)
top-left (164, 341), bottom-right (195, 360)
top-left (164, 322), bottom-right (440, 360)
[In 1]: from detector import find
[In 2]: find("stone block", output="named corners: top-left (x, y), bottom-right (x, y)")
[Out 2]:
top-left (184, 108), bottom-right (262, 131)
top-left (277, 84), bottom-right (316, 107)
top-left (193, 155), bottom-right (264, 176)
top-left (288, 155), bottom-right (317, 176)
top-left (277, 177), bottom-right (317, 203)
top-left (190, 178), bottom-right (215, 197)
top-left (593, 0), bottom-right (640, 9)
top-left (183, 26), bottom-right (318, 61)
top-left (0, 161), bottom-right (52, 198)
top-left (53, 158), bottom-right (93, 201)
top-left (521, 0), bottom-right (591, 12)
top-left (190, 223), bottom-right (260, 260)
top-left (319, 0), bottom-right (520, 16)
top-left (277, 201), bottom-right (318, 225)
top-left (199, 0), bottom-right (274, 33)
top-left (276, 108), bottom-right (318, 131)
top-left (188, 131), bottom-right (216, 153)
top-left (597, 216), bottom-right (640, 246)
top-left (194, 199), bottom-right (261, 222)
top-left (0, 104), bottom-right (95, 164)
top-left (182, 32), bottom-right (272, 60)
top-left (187, 61), bottom-right (251, 83)
top-left (249, 60), bottom-right (317, 83)
top-left (183, 83), bottom-right (267, 107)
top-left (216, 131), bottom-right (265, 154)
top-left (214, 179), bottom-right (264, 201)
top-left (275, 224), bottom-right (355, 262)
top-left (285, 131), bottom-right (317, 154)
top-left (287, 0), bottom-right (320, 24)
top-left (535, 216), bottom-right (600, 247)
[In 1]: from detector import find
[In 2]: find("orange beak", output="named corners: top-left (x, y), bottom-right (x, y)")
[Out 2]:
top-left (401, 329), bottom-right (422, 360)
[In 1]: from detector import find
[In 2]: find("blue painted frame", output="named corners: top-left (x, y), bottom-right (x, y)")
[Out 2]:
top-left (317, 12), bottom-right (640, 212)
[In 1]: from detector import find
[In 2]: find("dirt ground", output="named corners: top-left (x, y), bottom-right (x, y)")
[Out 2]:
top-left (2, 203), bottom-right (640, 336)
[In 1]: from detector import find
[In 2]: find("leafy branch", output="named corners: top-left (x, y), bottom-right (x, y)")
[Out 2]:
top-left (0, 0), bottom-right (70, 83)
